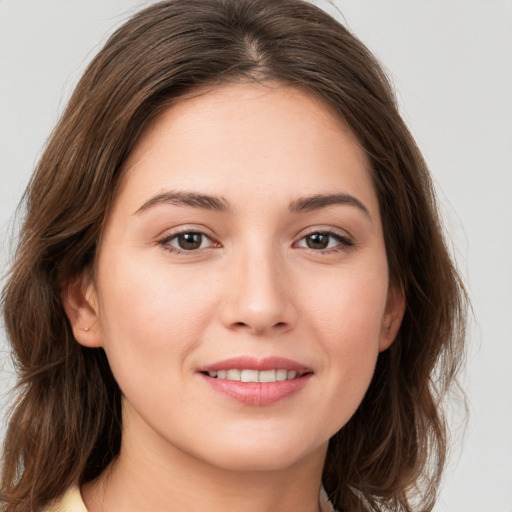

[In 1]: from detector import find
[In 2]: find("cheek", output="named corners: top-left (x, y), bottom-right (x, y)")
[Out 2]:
top-left (94, 256), bottom-right (214, 397)
top-left (307, 262), bottom-right (388, 344)
top-left (305, 267), bottom-right (388, 413)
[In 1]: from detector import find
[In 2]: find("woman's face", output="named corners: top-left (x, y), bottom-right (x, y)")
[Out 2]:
top-left (70, 83), bottom-right (403, 473)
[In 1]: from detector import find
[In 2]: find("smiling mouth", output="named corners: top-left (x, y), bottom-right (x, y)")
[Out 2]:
top-left (202, 369), bottom-right (310, 383)
top-left (200, 359), bottom-right (313, 405)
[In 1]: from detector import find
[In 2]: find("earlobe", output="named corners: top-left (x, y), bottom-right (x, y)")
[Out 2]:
top-left (61, 273), bottom-right (103, 348)
top-left (378, 281), bottom-right (405, 352)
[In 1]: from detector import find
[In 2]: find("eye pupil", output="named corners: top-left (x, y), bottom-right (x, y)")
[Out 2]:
top-left (178, 232), bottom-right (202, 250)
top-left (307, 233), bottom-right (329, 249)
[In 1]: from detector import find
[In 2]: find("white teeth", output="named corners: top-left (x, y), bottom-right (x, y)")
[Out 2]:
top-left (241, 369), bottom-right (259, 382)
top-left (226, 369), bottom-right (241, 381)
top-left (258, 370), bottom-right (276, 383)
top-left (276, 369), bottom-right (287, 381)
top-left (210, 369), bottom-right (302, 382)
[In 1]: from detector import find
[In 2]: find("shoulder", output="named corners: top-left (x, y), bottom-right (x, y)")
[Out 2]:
top-left (42, 486), bottom-right (88, 512)
top-left (44, 484), bottom-right (336, 512)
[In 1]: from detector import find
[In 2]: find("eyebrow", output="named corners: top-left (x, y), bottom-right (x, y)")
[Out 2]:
top-left (134, 191), bottom-right (230, 214)
top-left (134, 190), bottom-right (370, 219)
top-left (289, 193), bottom-right (371, 218)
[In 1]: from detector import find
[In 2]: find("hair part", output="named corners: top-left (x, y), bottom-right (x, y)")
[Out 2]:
top-left (1, 1), bottom-right (467, 511)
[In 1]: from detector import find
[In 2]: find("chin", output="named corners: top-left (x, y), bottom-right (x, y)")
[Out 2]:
top-left (192, 433), bottom-right (327, 473)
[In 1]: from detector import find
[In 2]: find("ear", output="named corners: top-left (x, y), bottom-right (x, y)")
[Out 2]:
top-left (61, 272), bottom-right (103, 348)
top-left (379, 280), bottom-right (405, 352)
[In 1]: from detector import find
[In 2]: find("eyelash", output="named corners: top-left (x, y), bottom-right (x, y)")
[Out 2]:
top-left (158, 229), bottom-right (220, 254)
top-left (293, 230), bottom-right (355, 253)
top-left (157, 229), bottom-right (354, 255)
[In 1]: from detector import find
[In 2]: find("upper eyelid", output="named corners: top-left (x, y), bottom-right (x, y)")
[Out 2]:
top-left (156, 225), bottom-right (354, 245)
top-left (158, 225), bottom-right (217, 240)
top-left (161, 231), bottom-right (218, 244)
top-left (295, 226), bottom-right (353, 241)
top-left (293, 229), bottom-right (356, 251)
top-left (158, 232), bottom-right (220, 255)
top-left (297, 232), bottom-right (351, 242)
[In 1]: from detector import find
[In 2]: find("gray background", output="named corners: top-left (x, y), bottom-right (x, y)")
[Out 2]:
top-left (1, 1), bottom-right (511, 510)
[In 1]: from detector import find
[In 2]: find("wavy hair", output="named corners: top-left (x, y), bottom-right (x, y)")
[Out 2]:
top-left (1, 1), bottom-right (467, 510)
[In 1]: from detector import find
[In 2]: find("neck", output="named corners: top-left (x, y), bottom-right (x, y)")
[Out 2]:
top-left (82, 404), bottom-right (328, 512)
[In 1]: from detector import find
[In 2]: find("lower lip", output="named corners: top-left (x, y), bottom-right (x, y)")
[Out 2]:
top-left (201, 373), bottom-right (311, 406)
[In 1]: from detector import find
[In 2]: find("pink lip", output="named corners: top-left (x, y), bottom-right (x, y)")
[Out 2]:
top-left (199, 356), bottom-right (311, 373)
top-left (198, 356), bottom-right (313, 406)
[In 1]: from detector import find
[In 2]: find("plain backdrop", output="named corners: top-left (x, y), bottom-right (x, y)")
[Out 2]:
top-left (1, 1), bottom-right (511, 511)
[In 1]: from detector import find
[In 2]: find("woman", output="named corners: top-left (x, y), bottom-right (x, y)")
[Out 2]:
top-left (1, 1), bottom-right (467, 511)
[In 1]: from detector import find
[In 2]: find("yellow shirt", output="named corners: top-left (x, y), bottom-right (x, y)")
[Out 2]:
top-left (44, 486), bottom-right (87, 512)
top-left (45, 485), bottom-right (337, 511)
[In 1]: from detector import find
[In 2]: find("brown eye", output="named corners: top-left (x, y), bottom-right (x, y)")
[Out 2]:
top-left (176, 232), bottom-right (204, 250)
top-left (306, 233), bottom-right (330, 249)
top-left (161, 231), bottom-right (215, 252)
top-left (295, 231), bottom-right (353, 252)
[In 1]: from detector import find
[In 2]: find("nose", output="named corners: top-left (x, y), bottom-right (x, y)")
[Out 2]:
top-left (219, 246), bottom-right (298, 336)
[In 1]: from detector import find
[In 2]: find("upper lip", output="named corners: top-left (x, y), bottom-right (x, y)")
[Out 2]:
top-left (199, 356), bottom-right (312, 373)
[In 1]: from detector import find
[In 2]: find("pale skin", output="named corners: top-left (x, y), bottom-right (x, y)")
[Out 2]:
top-left (63, 82), bottom-right (404, 512)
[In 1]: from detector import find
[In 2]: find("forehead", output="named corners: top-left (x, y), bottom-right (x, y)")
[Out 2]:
top-left (115, 82), bottom-right (378, 216)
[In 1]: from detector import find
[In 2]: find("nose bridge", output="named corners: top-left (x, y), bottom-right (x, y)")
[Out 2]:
top-left (221, 235), bottom-right (296, 334)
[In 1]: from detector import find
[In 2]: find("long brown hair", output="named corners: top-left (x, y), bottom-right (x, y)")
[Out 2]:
top-left (1, 1), bottom-right (467, 510)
